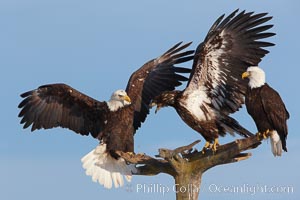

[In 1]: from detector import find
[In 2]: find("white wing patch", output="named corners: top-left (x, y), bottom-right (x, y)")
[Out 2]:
top-left (200, 38), bottom-right (230, 111)
top-left (182, 88), bottom-right (215, 121)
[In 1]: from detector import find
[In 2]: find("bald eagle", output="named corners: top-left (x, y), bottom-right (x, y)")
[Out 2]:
top-left (18, 42), bottom-right (194, 188)
top-left (151, 10), bottom-right (275, 151)
top-left (242, 66), bottom-right (289, 156)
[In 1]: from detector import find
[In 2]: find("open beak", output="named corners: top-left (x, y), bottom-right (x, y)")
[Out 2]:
top-left (155, 106), bottom-right (161, 114)
top-left (242, 72), bottom-right (250, 79)
top-left (124, 95), bottom-right (131, 103)
top-left (149, 101), bottom-right (156, 108)
top-left (150, 102), bottom-right (160, 114)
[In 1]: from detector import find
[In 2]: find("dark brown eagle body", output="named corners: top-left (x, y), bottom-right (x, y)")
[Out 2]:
top-left (102, 105), bottom-right (135, 156)
top-left (152, 10), bottom-right (275, 146)
top-left (245, 83), bottom-right (289, 152)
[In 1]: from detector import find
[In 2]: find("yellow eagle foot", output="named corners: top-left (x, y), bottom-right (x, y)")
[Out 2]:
top-left (201, 141), bottom-right (212, 154)
top-left (212, 138), bottom-right (219, 153)
top-left (201, 138), bottom-right (219, 154)
top-left (256, 129), bottom-right (270, 141)
top-left (126, 152), bottom-right (135, 157)
top-left (256, 132), bottom-right (264, 140)
top-left (262, 129), bottom-right (270, 139)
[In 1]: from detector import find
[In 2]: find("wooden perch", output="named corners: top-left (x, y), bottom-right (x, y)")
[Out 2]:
top-left (117, 134), bottom-right (263, 200)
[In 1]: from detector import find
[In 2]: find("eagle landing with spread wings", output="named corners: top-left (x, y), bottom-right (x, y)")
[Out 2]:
top-left (18, 42), bottom-right (194, 188)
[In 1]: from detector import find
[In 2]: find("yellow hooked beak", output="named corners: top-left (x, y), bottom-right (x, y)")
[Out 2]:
top-left (123, 95), bottom-right (131, 103)
top-left (242, 72), bottom-right (250, 79)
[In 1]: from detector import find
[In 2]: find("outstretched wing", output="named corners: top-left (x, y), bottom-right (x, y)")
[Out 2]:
top-left (126, 42), bottom-right (194, 131)
top-left (185, 9), bottom-right (275, 115)
top-left (260, 84), bottom-right (289, 136)
top-left (18, 83), bottom-right (108, 138)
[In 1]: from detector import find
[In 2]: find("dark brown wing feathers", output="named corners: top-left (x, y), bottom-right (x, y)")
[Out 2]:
top-left (19, 42), bottom-right (194, 138)
top-left (18, 83), bottom-right (108, 138)
top-left (126, 42), bottom-right (194, 131)
top-left (186, 10), bottom-right (275, 115)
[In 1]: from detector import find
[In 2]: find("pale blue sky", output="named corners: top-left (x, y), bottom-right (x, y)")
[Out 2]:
top-left (1, 1), bottom-right (299, 200)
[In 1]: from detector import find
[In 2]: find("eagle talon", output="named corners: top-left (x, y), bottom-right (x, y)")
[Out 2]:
top-left (201, 139), bottom-right (219, 153)
top-left (256, 130), bottom-right (270, 141)
top-left (212, 138), bottom-right (219, 153)
top-left (201, 141), bottom-right (211, 154)
top-left (263, 129), bottom-right (270, 139)
top-left (256, 132), bottom-right (265, 140)
top-left (212, 144), bottom-right (218, 153)
top-left (256, 132), bottom-right (261, 140)
top-left (126, 152), bottom-right (135, 157)
top-left (204, 141), bottom-right (211, 149)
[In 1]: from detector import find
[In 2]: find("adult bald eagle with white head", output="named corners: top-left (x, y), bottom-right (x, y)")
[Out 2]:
top-left (18, 42), bottom-right (194, 188)
top-left (242, 66), bottom-right (289, 156)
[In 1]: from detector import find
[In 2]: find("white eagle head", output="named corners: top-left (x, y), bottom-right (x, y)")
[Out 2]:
top-left (107, 89), bottom-right (131, 111)
top-left (242, 66), bottom-right (266, 89)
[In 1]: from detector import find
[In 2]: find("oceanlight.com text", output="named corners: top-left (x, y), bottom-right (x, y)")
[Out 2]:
top-left (207, 183), bottom-right (294, 195)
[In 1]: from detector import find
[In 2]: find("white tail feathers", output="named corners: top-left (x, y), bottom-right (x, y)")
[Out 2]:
top-left (270, 130), bottom-right (283, 157)
top-left (81, 143), bottom-right (136, 189)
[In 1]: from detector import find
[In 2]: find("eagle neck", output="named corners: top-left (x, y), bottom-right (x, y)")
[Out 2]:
top-left (107, 100), bottom-right (126, 112)
top-left (249, 80), bottom-right (265, 89)
top-left (248, 72), bottom-right (265, 89)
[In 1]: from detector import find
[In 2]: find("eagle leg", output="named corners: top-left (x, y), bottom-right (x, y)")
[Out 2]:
top-left (256, 132), bottom-right (264, 140)
top-left (212, 138), bottom-right (220, 153)
top-left (201, 141), bottom-right (212, 154)
top-left (256, 129), bottom-right (270, 141)
top-left (201, 139), bottom-right (219, 154)
top-left (127, 152), bottom-right (135, 156)
top-left (263, 129), bottom-right (270, 139)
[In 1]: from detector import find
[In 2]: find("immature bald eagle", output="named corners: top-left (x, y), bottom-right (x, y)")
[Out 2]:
top-left (242, 66), bottom-right (289, 156)
top-left (151, 10), bottom-right (275, 151)
top-left (18, 42), bottom-right (194, 188)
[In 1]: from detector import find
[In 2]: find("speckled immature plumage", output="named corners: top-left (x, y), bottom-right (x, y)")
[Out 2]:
top-left (152, 9), bottom-right (275, 144)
